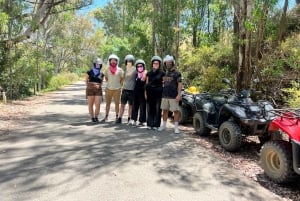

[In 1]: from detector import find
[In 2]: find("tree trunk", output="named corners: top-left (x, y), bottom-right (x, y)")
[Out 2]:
top-left (276, 0), bottom-right (288, 44)
top-left (152, 0), bottom-right (157, 55)
top-left (236, 0), bottom-right (253, 91)
top-left (175, 0), bottom-right (180, 62)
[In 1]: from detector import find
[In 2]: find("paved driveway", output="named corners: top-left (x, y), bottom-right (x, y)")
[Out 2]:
top-left (0, 81), bottom-right (282, 201)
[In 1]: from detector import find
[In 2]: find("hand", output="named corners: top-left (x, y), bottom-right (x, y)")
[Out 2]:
top-left (175, 95), bottom-right (181, 102)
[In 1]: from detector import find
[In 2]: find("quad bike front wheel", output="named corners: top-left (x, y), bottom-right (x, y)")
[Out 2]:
top-left (193, 112), bottom-right (211, 136)
top-left (219, 121), bottom-right (242, 152)
top-left (260, 140), bottom-right (296, 183)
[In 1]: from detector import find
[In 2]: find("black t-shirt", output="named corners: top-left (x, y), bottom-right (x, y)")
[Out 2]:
top-left (134, 76), bottom-right (146, 95)
top-left (87, 69), bottom-right (104, 83)
top-left (145, 70), bottom-right (165, 97)
top-left (162, 70), bottom-right (182, 98)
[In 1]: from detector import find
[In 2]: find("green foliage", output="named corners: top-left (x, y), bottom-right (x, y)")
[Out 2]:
top-left (283, 81), bottom-right (300, 108)
top-left (196, 66), bottom-right (232, 93)
top-left (280, 34), bottom-right (300, 70)
top-left (46, 73), bottom-right (80, 91)
top-left (180, 39), bottom-right (234, 92)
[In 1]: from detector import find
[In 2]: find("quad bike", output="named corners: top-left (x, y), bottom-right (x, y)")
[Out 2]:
top-left (179, 86), bottom-right (201, 124)
top-left (192, 78), bottom-right (276, 152)
top-left (260, 109), bottom-right (300, 183)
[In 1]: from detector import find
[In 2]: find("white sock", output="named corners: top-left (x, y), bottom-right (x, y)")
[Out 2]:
top-left (162, 121), bottom-right (167, 127)
top-left (174, 122), bottom-right (179, 128)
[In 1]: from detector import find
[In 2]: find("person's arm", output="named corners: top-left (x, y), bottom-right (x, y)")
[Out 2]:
top-left (142, 70), bottom-right (147, 81)
top-left (120, 69), bottom-right (125, 85)
top-left (144, 76), bottom-right (149, 100)
top-left (176, 73), bottom-right (182, 102)
top-left (85, 74), bottom-right (89, 85)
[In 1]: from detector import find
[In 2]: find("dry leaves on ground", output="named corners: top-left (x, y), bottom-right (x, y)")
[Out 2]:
top-left (180, 124), bottom-right (300, 201)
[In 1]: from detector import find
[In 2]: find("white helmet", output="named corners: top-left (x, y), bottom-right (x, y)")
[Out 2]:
top-left (151, 56), bottom-right (162, 64)
top-left (135, 59), bottom-right (146, 68)
top-left (163, 55), bottom-right (175, 65)
top-left (108, 54), bottom-right (119, 64)
top-left (94, 57), bottom-right (103, 64)
top-left (124, 54), bottom-right (135, 65)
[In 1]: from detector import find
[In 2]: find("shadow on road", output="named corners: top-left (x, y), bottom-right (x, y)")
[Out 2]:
top-left (0, 81), bottom-right (283, 201)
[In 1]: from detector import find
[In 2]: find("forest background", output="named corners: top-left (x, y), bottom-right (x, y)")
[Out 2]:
top-left (0, 0), bottom-right (299, 107)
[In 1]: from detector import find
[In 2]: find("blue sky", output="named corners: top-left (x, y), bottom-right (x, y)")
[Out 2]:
top-left (78, 0), bottom-right (109, 14)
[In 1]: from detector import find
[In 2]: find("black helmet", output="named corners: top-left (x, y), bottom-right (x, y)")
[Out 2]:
top-left (124, 54), bottom-right (135, 65)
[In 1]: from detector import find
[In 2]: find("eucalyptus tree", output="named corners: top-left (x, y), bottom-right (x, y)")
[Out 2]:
top-left (0, 0), bottom-right (92, 98)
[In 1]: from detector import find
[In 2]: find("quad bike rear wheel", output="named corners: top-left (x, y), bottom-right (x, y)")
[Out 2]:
top-left (260, 140), bottom-right (296, 183)
top-left (219, 121), bottom-right (242, 152)
top-left (193, 112), bottom-right (211, 136)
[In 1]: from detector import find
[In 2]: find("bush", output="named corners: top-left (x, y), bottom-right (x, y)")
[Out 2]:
top-left (46, 72), bottom-right (80, 91)
top-left (283, 81), bottom-right (300, 108)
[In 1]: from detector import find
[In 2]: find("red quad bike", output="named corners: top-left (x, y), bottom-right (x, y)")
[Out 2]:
top-left (260, 109), bottom-right (300, 183)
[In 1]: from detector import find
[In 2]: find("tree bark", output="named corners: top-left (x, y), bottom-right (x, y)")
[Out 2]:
top-left (175, 0), bottom-right (180, 62)
top-left (276, 0), bottom-right (288, 44)
top-left (236, 0), bottom-right (253, 91)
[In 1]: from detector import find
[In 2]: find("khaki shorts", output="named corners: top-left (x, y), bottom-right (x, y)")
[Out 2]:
top-left (86, 83), bottom-right (102, 96)
top-left (160, 98), bottom-right (180, 112)
top-left (105, 88), bottom-right (121, 106)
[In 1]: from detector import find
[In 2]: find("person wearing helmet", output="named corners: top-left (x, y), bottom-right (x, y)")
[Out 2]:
top-left (85, 57), bottom-right (104, 122)
top-left (101, 54), bottom-right (124, 122)
top-left (116, 54), bottom-right (136, 124)
top-left (145, 56), bottom-right (165, 130)
top-left (158, 55), bottom-right (182, 134)
top-left (129, 59), bottom-right (148, 126)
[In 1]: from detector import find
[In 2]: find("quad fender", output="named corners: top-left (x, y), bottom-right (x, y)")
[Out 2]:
top-left (269, 117), bottom-right (300, 142)
top-left (221, 104), bottom-right (247, 119)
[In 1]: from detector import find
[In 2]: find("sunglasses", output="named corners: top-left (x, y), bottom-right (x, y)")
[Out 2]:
top-left (137, 65), bottom-right (144, 68)
top-left (153, 62), bottom-right (159, 65)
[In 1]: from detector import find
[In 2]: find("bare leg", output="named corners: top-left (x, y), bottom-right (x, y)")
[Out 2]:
top-left (87, 96), bottom-right (95, 118)
top-left (173, 110), bottom-right (179, 122)
top-left (128, 105), bottom-right (132, 119)
top-left (119, 104), bottom-right (125, 117)
top-left (94, 96), bottom-right (101, 117)
top-left (162, 110), bottom-right (168, 121)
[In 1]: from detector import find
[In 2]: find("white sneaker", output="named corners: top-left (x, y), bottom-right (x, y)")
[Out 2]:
top-left (152, 127), bottom-right (158, 130)
top-left (147, 126), bottom-right (152, 130)
top-left (128, 120), bottom-right (134, 125)
top-left (174, 128), bottom-right (180, 134)
top-left (158, 126), bottom-right (166, 132)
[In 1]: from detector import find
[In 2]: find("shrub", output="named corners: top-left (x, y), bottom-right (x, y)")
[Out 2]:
top-left (46, 72), bottom-right (80, 91)
top-left (283, 81), bottom-right (300, 108)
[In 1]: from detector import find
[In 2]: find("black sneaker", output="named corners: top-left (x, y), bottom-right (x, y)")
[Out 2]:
top-left (94, 117), bottom-right (99, 122)
top-left (91, 118), bottom-right (96, 122)
top-left (115, 117), bottom-right (122, 123)
top-left (101, 116), bottom-right (108, 122)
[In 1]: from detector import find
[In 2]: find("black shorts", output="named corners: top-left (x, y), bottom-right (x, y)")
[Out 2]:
top-left (121, 89), bottom-right (134, 105)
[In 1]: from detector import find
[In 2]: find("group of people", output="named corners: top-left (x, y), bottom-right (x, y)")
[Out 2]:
top-left (85, 53), bottom-right (182, 134)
